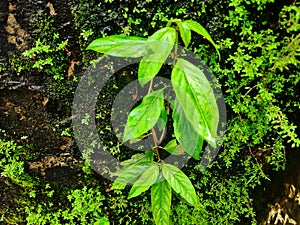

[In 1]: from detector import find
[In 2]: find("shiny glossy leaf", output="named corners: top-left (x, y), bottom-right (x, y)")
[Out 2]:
top-left (138, 27), bottom-right (176, 86)
top-left (182, 20), bottom-right (220, 60)
top-left (164, 139), bottom-right (185, 156)
top-left (171, 58), bottom-right (218, 147)
top-left (128, 164), bottom-right (159, 199)
top-left (162, 163), bottom-right (198, 206)
top-left (111, 161), bottom-right (155, 190)
top-left (172, 99), bottom-right (203, 159)
top-left (151, 175), bottom-right (172, 225)
top-left (164, 139), bottom-right (177, 150)
top-left (157, 108), bottom-right (167, 131)
top-left (174, 145), bottom-right (185, 155)
top-left (87, 35), bottom-right (147, 58)
top-left (178, 22), bottom-right (191, 47)
top-left (120, 153), bottom-right (147, 167)
top-left (129, 137), bottom-right (143, 144)
top-left (123, 89), bottom-right (165, 143)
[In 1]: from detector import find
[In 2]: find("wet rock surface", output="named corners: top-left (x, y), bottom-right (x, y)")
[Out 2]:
top-left (0, 89), bottom-right (84, 225)
top-left (0, 89), bottom-right (66, 154)
top-left (0, 0), bottom-right (299, 224)
top-left (253, 149), bottom-right (300, 225)
top-left (0, 0), bottom-right (81, 90)
top-left (0, 1), bottom-right (83, 223)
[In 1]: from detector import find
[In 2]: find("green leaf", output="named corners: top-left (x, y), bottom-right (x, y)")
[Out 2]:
top-left (86, 35), bottom-right (147, 58)
top-left (162, 163), bottom-right (198, 206)
top-left (123, 89), bottom-right (165, 143)
top-left (120, 153), bottom-right (147, 167)
top-left (182, 20), bottom-right (220, 60)
top-left (164, 139), bottom-right (185, 156)
top-left (177, 22), bottom-right (191, 47)
top-left (138, 27), bottom-right (176, 86)
top-left (111, 161), bottom-right (155, 190)
top-left (164, 139), bottom-right (177, 150)
top-left (129, 137), bottom-right (143, 144)
top-left (145, 149), bottom-right (155, 159)
top-left (174, 145), bottom-right (185, 155)
top-left (171, 58), bottom-right (218, 147)
top-left (95, 217), bottom-right (110, 225)
top-left (151, 175), bottom-right (172, 225)
top-left (172, 99), bottom-right (203, 159)
top-left (166, 18), bottom-right (181, 27)
top-left (157, 108), bottom-right (167, 131)
top-left (128, 164), bottom-right (159, 199)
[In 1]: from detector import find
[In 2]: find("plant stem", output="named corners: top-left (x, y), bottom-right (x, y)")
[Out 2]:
top-left (155, 146), bottom-right (161, 161)
top-left (147, 78), bottom-right (154, 95)
top-left (151, 128), bottom-right (162, 161)
top-left (158, 127), bottom-right (166, 143)
top-left (147, 79), bottom-right (162, 161)
top-left (151, 127), bottom-right (159, 144)
top-left (173, 26), bottom-right (179, 64)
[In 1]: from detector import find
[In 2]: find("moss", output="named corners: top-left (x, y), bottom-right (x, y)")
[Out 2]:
top-left (0, 0), bottom-right (299, 224)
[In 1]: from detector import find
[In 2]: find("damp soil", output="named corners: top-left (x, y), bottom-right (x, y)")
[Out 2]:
top-left (0, 0), bottom-right (85, 223)
top-left (0, 0), bottom-right (81, 158)
top-left (0, 88), bottom-right (85, 221)
top-left (0, 0), bottom-right (81, 90)
top-left (0, 89), bottom-right (67, 155)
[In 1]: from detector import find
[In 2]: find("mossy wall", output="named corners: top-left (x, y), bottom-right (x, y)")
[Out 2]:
top-left (0, 0), bottom-right (299, 224)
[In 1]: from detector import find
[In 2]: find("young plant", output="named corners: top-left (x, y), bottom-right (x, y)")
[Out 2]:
top-left (87, 18), bottom-right (220, 225)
